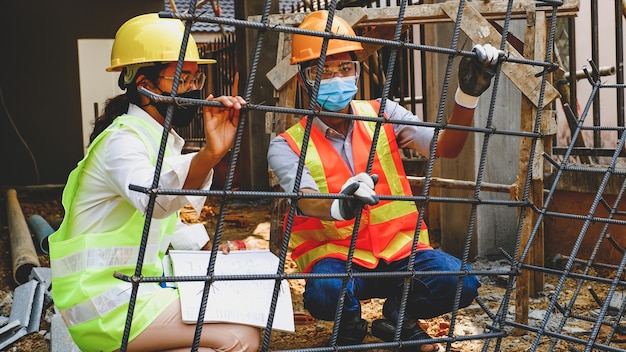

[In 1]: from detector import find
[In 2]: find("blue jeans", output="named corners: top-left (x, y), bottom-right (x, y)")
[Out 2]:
top-left (303, 249), bottom-right (481, 323)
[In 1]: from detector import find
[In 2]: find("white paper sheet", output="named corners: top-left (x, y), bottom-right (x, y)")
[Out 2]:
top-left (168, 250), bottom-right (295, 332)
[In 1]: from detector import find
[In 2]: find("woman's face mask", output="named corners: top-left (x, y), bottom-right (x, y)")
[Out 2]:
top-left (316, 76), bottom-right (358, 112)
top-left (153, 89), bottom-right (202, 127)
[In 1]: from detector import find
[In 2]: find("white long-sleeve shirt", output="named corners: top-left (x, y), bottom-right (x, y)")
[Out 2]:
top-left (67, 104), bottom-right (212, 240)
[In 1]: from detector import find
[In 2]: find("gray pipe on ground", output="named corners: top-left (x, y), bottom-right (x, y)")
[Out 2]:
top-left (27, 214), bottom-right (53, 254)
top-left (6, 189), bottom-right (41, 284)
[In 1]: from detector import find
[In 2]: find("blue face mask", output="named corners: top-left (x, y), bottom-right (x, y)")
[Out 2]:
top-left (316, 77), bottom-right (358, 111)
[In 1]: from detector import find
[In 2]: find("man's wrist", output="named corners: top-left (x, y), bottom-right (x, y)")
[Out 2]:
top-left (330, 199), bottom-right (343, 221)
top-left (455, 87), bottom-right (480, 109)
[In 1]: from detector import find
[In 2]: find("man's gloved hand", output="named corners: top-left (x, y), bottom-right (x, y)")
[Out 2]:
top-left (458, 44), bottom-right (503, 98)
top-left (330, 173), bottom-right (379, 221)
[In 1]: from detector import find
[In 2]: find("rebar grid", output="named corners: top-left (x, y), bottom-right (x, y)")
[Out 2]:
top-left (111, 1), bottom-right (626, 351)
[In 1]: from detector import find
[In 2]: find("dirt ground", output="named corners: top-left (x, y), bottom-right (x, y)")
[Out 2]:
top-left (2, 187), bottom-right (626, 351)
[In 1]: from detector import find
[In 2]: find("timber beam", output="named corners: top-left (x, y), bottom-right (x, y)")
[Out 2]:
top-left (250, 0), bottom-right (579, 26)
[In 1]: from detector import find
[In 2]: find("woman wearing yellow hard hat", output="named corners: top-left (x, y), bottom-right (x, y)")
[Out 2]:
top-left (49, 13), bottom-right (260, 352)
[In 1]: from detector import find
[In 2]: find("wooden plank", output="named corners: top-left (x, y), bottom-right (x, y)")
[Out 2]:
top-left (250, 0), bottom-right (579, 26)
top-left (531, 178), bottom-right (545, 301)
top-left (515, 98), bottom-right (533, 335)
top-left (271, 31), bottom-right (297, 133)
top-left (355, 26), bottom-right (397, 63)
top-left (513, 8), bottom-right (535, 335)
top-left (532, 10), bottom-right (547, 305)
top-left (531, 9), bottom-right (548, 181)
top-left (269, 31), bottom-right (298, 186)
top-left (514, 8), bottom-right (548, 335)
top-left (266, 56), bottom-right (299, 91)
top-left (359, 0), bottom-right (579, 26)
top-left (441, 1), bottom-right (559, 108)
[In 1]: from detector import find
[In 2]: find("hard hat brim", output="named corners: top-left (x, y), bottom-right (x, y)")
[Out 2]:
top-left (106, 58), bottom-right (217, 72)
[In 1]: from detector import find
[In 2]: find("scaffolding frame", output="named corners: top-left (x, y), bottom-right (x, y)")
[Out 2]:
top-left (108, 1), bottom-right (626, 351)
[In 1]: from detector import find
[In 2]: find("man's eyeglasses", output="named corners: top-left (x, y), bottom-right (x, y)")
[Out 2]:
top-left (302, 60), bottom-right (360, 85)
top-left (159, 71), bottom-right (206, 91)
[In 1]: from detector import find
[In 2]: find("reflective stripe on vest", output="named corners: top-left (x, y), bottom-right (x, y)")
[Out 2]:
top-left (51, 244), bottom-right (161, 278)
top-left (49, 115), bottom-right (179, 351)
top-left (61, 282), bottom-right (160, 327)
top-left (281, 100), bottom-right (431, 273)
top-left (281, 121), bottom-right (332, 193)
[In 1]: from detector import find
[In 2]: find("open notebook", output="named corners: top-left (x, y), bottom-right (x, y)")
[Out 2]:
top-left (168, 250), bottom-right (295, 332)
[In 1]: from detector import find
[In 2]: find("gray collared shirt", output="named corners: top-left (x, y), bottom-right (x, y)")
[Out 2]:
top-left (267, 98), bottom-right (434, 193)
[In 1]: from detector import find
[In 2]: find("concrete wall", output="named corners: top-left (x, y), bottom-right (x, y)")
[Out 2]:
top-left (474, 73), bottom-right (523, 259)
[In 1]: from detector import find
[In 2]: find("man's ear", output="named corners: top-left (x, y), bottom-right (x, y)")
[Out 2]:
top-left (295, 71), bottom-right (307, 89)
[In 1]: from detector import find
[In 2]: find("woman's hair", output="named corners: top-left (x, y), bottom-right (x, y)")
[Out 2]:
top-left (89, 63), bottom-right (167, 143)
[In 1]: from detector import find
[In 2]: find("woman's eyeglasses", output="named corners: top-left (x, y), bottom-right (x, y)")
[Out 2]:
top-left (159, 71), bottom-right (206, 92)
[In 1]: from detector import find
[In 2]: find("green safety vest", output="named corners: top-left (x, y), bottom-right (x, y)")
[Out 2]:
top-left (49, 115), bottom-right (179, 352)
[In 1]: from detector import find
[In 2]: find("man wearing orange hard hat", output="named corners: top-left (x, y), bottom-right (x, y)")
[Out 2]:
top-left (269, 10), bottom-right (503, 351)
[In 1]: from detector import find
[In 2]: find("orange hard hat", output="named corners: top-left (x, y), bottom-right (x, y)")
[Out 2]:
top-left (290, 10), bottom-right (363, 65)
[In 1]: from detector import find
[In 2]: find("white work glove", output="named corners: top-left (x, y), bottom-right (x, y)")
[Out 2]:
top-left (456, 44), bottom-right (504, 108)
top-left (330, 173), bottom-right (379, 221)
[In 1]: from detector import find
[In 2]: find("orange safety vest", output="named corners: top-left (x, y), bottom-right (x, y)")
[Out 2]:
top-left (281, 100), bottom-right (431, 273)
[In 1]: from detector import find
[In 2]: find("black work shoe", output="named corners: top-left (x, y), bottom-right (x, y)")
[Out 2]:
top-left (332, 317), bottom-right (368, 346)
top-left (371, 318), bottom-right (437, 351)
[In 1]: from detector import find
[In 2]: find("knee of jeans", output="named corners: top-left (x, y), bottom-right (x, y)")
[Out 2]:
top-left (305, 277), bottom-right (344, 296)
top-left (303, 279), bottom-right (343, 320)
top-left (303, 299), bottom-right (338, 321)
top-left (459, 276), bottom-right (480, 307)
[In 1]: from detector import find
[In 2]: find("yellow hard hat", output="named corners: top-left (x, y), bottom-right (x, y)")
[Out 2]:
top-left (291, 10), bottom-right (363, 65)
top-left (106, 13), bottom-right (216, 72)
